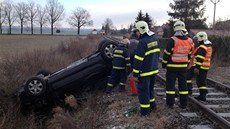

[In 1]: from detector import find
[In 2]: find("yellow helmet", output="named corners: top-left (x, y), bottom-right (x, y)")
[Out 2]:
top-left (135, 21), bottom-right (149, 34)
top-left (173, 20), bottom-right (186, 32)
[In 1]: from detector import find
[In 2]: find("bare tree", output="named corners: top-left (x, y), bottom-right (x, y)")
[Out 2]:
top-left (4, 0), bottom-right (16, 34)
top-left (68, 7), bottom-right (93, 35)
top-left (46, 0), bottom-right (64, 35)
top-left (28, 1), bottom-right (38, 35)
top-left (15, 2), bottom-right (28, 34)
top-left (37, 4), bottom-right (47, 34)
top-left (0, 2), bottom-right (6, 34)
top-left (103, 18), bottom-right (114, 34)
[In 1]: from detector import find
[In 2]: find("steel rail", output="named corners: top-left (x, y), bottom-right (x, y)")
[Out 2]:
top-left (156, 74), bottom-right (230, 129)
top-left (207, 78), bottom-right (230, 94)
top-left (106, 36), bottom-right (230, 129)
top-left (159, 57), bottom-right (230, 93)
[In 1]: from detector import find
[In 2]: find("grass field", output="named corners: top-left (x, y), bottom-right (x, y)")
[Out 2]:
top-left (0, 35), bottom-right (79, 55)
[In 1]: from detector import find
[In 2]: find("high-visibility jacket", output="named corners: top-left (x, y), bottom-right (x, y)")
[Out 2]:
top-left (193, 44), bottom-right (212, 70)
top-left (162, 36), bottom-right (194, 71)
top-left (171, 36), bottom-right (193, 62)
top-left (112, 45), bottom-right (131, 69)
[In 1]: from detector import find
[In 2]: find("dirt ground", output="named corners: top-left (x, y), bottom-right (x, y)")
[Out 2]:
top-left (52, 66), bottom-right (230, 129)
top-left (50, 84), bottom-right (173, 129)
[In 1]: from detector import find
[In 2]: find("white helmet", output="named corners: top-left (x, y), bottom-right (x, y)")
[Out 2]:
top-left (173, 20), bottom-right (186, 32)
top-left (194, 31), bottom-right (212, 44)
top-left (135, 21), bottom-right (149, 34)
top-left (195, 31), bottom-right (208, 41)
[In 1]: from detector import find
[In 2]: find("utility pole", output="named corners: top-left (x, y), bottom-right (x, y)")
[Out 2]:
top-left (210, 0), bottom-right (220, 29)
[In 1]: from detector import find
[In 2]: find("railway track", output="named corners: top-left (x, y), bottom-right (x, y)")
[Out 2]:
top-left (106, 35), bottom-right (230, 128)
top-left (157, 69), bottom-right (230, 129)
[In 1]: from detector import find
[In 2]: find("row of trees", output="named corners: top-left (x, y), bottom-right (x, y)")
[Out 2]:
top-left (163, 0), bottom-right (208, 37)
top-left (112, 0), bottom-right (209, 37)
top-left (107, 10), bottom-right (157, 35)
top-left (118, 0), bottom-right (225, 38)
top-left (0, 0), bottom-right (227, 36)
top-left (107, 0), bottom-right (229, 36)
top-left (0, 0), bottom-right (93, 35)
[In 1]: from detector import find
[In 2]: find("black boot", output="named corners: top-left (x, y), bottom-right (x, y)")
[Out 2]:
top-left (195, 89), bottom-right (207, 101)
top-left (194, 95), bottom-right (206, 101)
top-left (119, 84), bottom-right (126, 92)
top-left (187, 83), bottom-right (193, 95)
top-left (140, 108), bottom-right (150, 116)
top-left (105, 86), bottom-right (112, 94)
top-left (150, 102), bottom-right (157, 112)
top-left (166, 104), bottom-right (174, 109)
top-left (179, 104), bottom-right (187, 109)
top-left (188, 90), bottom-right (193, 96)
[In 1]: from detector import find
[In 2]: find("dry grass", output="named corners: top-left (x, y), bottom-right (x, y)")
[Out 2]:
top-left (0, 34), bottom-right (101, 129)
top-left (98, 91), bottom-right (169, 129)
top-left (0, 35), bottom-right (82, 55)
top-left (0, 34), bottom-right (192, 129)
top-left (47, 107), bottom-right (77, 129)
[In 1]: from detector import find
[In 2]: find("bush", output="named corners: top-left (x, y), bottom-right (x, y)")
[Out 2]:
top-left (209, 36), bottom-right (230, 66)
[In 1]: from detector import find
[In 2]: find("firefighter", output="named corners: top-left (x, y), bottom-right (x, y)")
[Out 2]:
top-left (105, 38), bottom-right (131, 94)
top-left (132, 21), bottom-right (160, 116)
top-left (162, 20), bottom-right (194, 109)
top-left (187, 31), bottom-right (212, 101)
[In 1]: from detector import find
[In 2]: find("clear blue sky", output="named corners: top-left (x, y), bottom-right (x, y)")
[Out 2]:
top-left (3, 0), bottom-right (230, 29)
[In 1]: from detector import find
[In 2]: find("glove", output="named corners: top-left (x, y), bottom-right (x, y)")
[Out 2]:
top-left (194, 68), bottom-right (199, 75)
top-left (133, 77), bottom-right (139, 83)
top-left (162, 63), bottom-right (166, 68)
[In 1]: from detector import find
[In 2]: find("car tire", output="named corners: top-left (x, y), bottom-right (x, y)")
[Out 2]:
top-left (36, 69), bottom-right (52, 76)
top-left (97, 40), bottom-right (107, 51)
top-left (100, 41), bottom-right (118, 60)
top-left (24, 76), bottom-right (46, 97)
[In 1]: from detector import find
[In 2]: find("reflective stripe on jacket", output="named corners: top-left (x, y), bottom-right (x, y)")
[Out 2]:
top-left (171, 36), bottom-right (193, 63)
top-left (112, 45), bottom-right (130, 69)
top-left (133, 33), bottom-right (160, 77)
top-left (193, 45), bottom-right (212, 70)
top-left (162, 35), bottom-right (194, 71)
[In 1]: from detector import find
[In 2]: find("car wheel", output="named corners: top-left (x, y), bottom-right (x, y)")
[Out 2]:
top-left (36, 69), bottom-right (52, 76)
top-left (24, 76), bottom-right (46, 97)
top-left (100, 41), bottom-right (118, 60)
top-left (97, 40), bottom-right (107, 51)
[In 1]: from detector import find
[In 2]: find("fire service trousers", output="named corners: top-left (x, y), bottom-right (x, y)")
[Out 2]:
top-left (137, 74), bottom-right (156, 116)
top-left (166, 70), bottom-right (188, 107)
top-left (187, 66), bottom-right (208, 96)
top-left (107, 69), bottom-right (127, 87)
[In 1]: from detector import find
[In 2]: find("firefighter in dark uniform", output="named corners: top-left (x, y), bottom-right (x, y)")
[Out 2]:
top-left (162, 20), bottom-right (194, 109)
top-left (132, 21), bottom-right (160, 116)
top-left (105, 38), bottom-right (131, 94)
top-left (187, 31), bottom-right (212, 101)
